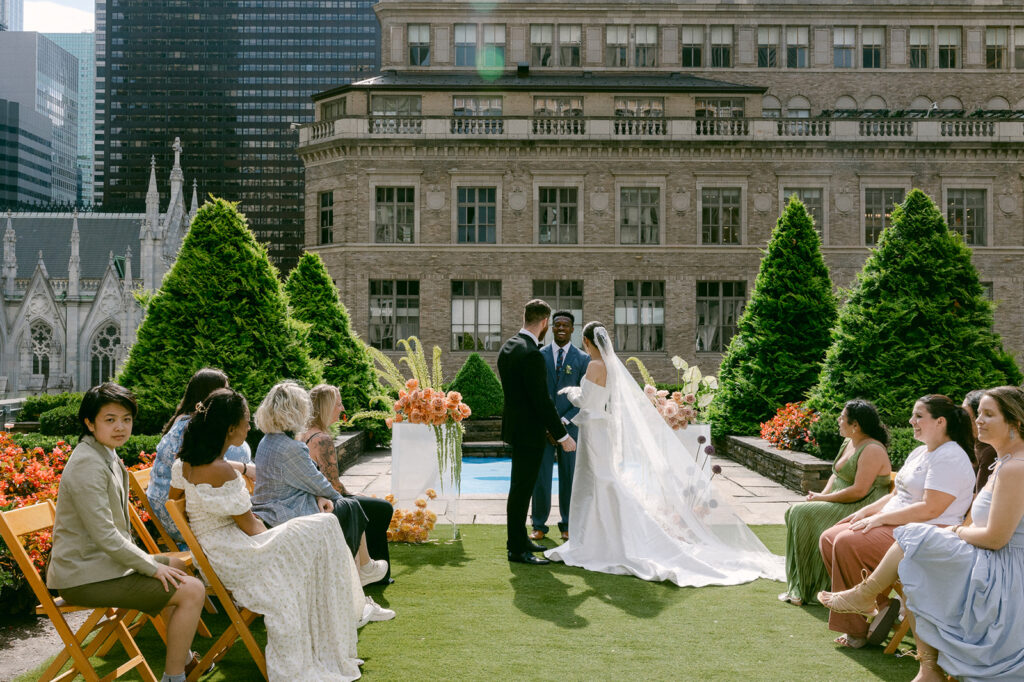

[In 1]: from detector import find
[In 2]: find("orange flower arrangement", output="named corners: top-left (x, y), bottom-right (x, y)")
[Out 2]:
top-left (383, 489), bottom-right (439, 543)
top-left (385, 378), bottom-right (472, 428)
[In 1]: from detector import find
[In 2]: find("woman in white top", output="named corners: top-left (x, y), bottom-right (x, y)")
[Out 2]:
top-left (817, 394), bottom-right (975, 648)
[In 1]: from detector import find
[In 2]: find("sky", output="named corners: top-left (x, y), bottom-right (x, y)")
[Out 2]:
top-left (24, 0), bottom-right (94, 33)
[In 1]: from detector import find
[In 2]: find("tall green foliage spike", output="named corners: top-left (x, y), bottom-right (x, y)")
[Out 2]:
top-left (284, 252), bottom-right (390, 441)
top-left (806, 188), bottom-right (1022, 458)
top-left (447, 353), bottom-right (504, 420)
top-left (708, 195), bottom-right (838, 440)
top-left (118, 198), bottom-right (320, 433)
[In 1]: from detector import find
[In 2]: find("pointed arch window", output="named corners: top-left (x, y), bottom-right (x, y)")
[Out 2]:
top-left (90, 324), bottom-right (121, 386)
top-left (30, 321), bottom-right (53, 380)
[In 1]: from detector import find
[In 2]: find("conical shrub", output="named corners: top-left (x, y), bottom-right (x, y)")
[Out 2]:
top-left (708, 195), bottom-right (837, 440)
top-left (119, 198), bottom-right (319, 433)
top-left (447, 353), bottom-right (504, 419)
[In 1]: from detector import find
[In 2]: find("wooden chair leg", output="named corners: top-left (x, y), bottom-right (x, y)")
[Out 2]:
top-left (38, 608), bottom-right (109, 682)
top-left (885, 617), bottom-right (912, 655)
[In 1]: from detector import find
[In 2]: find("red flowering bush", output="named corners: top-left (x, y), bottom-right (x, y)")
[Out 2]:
top-left (760, 402), bottom-right (819, 452)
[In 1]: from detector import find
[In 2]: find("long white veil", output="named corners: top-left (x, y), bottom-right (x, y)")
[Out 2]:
top-left (593, 327), bottom-right (784, 579)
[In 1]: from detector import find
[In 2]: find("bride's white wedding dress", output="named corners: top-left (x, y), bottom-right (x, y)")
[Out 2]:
top-left (545, 329), bottom-right (785, 587)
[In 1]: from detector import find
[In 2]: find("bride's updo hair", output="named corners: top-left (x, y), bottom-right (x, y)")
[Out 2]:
top-left (582, 321), bottom-right (606, 346)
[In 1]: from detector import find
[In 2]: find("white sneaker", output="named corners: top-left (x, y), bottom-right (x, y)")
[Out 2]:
top-left (358, 559), bottom-right (388, 586)
top-left (356, 596), bottom-right (395, 628)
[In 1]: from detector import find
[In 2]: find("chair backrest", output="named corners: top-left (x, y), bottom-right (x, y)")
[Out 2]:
top-left (127, 466), bottom-right (181, 552)
top-left (0, 501), bottom-right (60, 609)
top-left (165, 498), bottom-right (234, 608)
top-left (890, 471), bottom-right (898, 493)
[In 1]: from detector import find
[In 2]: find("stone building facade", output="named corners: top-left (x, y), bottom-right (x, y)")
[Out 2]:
top-left (1, 140), bottom-right (194, 395)
top-left (298, 0), bottom-right (1024, 378)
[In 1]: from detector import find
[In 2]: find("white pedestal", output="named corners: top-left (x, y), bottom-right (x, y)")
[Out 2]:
top-left (674, 423), bottom-right (713, 477)
top-left (390, 423), bottom-right (459, 538)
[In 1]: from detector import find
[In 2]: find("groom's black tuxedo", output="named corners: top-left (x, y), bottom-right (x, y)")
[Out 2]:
top-left (498, 331), bottom-right (567, 554)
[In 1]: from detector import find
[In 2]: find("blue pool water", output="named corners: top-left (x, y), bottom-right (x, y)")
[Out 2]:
top-left (460, 456), bottom-right (559, 495)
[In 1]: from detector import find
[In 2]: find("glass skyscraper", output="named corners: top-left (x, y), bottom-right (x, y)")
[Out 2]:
top-left (46, 32), bottom-right (96, 205)
top-left (1, 0), bottom-right (23, 31)
top-left (96, 0), bottom-right (380, 268)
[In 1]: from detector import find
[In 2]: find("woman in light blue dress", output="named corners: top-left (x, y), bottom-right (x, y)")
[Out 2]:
top-left (820, 385), bottom-right (1024, 681)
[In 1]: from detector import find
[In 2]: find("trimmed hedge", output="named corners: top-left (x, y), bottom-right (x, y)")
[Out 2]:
top-left (19, 392), bottom-right (83, 422)
top-left (39, 405), bottom-right (80, 437)
top-left (887, 427), bottom-right (917, 471)
top-left (447, 353), bottom-right (504, 419)
top-left (5, 432), bottom-right (161, 467)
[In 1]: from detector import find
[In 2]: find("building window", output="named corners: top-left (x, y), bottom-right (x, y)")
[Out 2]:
top-left (695, 98), bottom-right (745, 119)
top-left (980, 282), bottom-right (994, 301)
top-left (619, 188), bottom-right (660, 245)
top-left (614, 96), bottom-right (665, 133)
top-left (457, 187), bottom-right (497, 243)
top-left (701, 187), bottom-right (742, 244)
top-left (946, 189), bottom-right (987, 246)
top-left (531, 24), bottom-right (553, 66)
top-left (452, 96), bottom-right (503, 133)
top-left (696, 281), bottom-right (746, 353)
top-left (614, 280), bottom-right (665, 352)
top-left (681, 26), bottom-right (703, 67)
top-left (451, 280), bottom-right (501, 351)
top-left (374, 187), bottom-right (415, 243)
top-left (635, 25), bottom-right (658, 67)
top-left (534, 96), bottom-right (583, 117)
top-left (833, 27), bottom-right (855, 68)
top-left (783, 188), bottom-right (823, 233)
top-left (370, 95), bottom-right (422, 133)
top-left (1015, 28), bottom-right (1024, 69)
top-left (710, 26), bottom-right (732, 67)
top-left (30, 321), bottom-right (53, 380)
top-left (321, 98), bottom-right (346, 121)
top-left (455, 24), bottom-right (476, 66)
top-left (864, 188), bottom-right (904, 245)
top-left (538, 187), bottom-right (579, 244)
top-left (318, 191), bottom-right (334, 244)
top-left (482, 24), bottom-right (505, 67)
top-left (533, 280), bottom-right (584, 346)
top-left (559, 25), bottom-right (582, 66)
top-left (938, 27), bottom-right (960, 68)
top-left (757, 26), bottom-right (779, 67)
top-left (90, 323), bottom-right (121, 387)
top-left (909, 28), bottom-right (930, 68)
top-left (862, 27), bottom-right (884, 68)
top-left (369, 280), bottom-right (420, 350)
top-left (786, 26), bottom-right (809, 68)
top-left (606, 25), bottom-right (628, 66)
top-left (986, 27), bottom-right (1008, 69)
top-left (408, 24), bottom-right (430, 65)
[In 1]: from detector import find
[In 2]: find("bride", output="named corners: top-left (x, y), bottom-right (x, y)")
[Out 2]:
top-left (545, 322), bottom-right (785, 587)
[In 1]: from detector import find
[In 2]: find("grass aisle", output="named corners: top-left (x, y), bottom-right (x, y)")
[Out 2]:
top-left (20, 525), bottom-right (916, 681)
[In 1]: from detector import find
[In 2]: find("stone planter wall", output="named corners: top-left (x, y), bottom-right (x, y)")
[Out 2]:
top-left (722, 435), bottom-right (832, 493)
top-left (462, 417), bottom-right (502, 443)
top-left (334, 431), bottom-right (369, 472)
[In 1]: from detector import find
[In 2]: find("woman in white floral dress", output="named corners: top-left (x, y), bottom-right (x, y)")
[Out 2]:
top-left (169, 388), bottom-right (364, 681)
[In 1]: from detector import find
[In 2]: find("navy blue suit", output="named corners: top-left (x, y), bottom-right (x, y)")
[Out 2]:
top-left (530, 342), bottom-right (590, 533)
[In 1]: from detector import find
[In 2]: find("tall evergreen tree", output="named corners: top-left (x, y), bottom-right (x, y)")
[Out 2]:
top-left (807, 188), bottom-right (1021, 457)
top-left (119, 198), bottom-right (319, 433)
top-left (708, 195), bottom-right (838, 440)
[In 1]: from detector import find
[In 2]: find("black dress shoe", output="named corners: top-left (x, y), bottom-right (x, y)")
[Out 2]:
top-left (508, 551), bottom-right (550, 565)
top-left (528, 542), bottom-right (548, 553)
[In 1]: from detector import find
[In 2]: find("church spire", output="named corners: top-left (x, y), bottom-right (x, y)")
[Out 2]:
top-left (145, 155), bottom-right (160, 231)
top-left (36, 250), bottom-right (48, 278)
top-left (3, 211), bottom-right (16, 297)
top-left (190, 178), bottom-right (199, 217)
top-left (68, 211), bottom-right (80, 297)
top-left (169, 137), bottom-right (184, 199)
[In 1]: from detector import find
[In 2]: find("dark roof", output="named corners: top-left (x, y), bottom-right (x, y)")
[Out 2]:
top-left (8, 213), bottom-right (143, 280)
top-left (312, 70), bottom-right (766, 101)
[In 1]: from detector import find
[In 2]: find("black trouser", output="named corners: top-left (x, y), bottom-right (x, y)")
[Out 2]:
top-left (506, 442), bottom-right (545, 554)
top-left (351, 494), bottom-right (393, 585)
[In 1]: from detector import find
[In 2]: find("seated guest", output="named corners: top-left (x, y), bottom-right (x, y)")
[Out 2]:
top-left (818, 394), bottom-right (975, 648)
top-left (820, 386), bottom-right (1024, 681)
top-left (301, 384), bottom-right (394, 586)
top-left (148, 368), bottom-right (253, 548)
top-left (779, 399), bottom-right (892, 606)
top-left (48, 384), bottom-right (205, 682)
top-left (963, 389), bottom-right (999, 493)
top-left (251, 381), bottom-right (390, 591)
top-left (169, 389), bottom-right (373, 679)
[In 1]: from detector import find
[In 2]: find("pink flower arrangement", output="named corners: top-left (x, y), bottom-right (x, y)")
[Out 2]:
top-left (385, 378), bottom-right (472, 428)
top-left (643, 385), bottom-right (699, 430)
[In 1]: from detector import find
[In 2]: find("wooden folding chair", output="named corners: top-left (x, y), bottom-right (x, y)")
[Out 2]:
top-left (0, 501), bottom-right (157, 682)
top-left (884, 582), bottom-right (913, 655)
top-left (165, 497), bottom-right (268, 682)
top-left (127, 467), bottom-right (182, 554)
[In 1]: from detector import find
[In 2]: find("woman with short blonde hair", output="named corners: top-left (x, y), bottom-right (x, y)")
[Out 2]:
top-left (254, 380), bottom-right (311, 436)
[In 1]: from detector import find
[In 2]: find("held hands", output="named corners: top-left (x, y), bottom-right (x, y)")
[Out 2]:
top-left (560, 435), bottom-right (577, 452)
top-left (316, 496), bottom-right (334, 514)
top-left (558, 386), bottom-right (583, 404)
top-left (152, 563), bottom-right (191, 592)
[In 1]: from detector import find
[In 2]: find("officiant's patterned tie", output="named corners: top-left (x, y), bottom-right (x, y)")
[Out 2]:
top-left (556, 346), bottom-right (565, 375)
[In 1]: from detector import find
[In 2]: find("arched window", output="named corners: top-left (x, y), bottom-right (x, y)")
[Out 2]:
top-left (909, 96), bottom-right (934, 111)
top-left (863, 95), bottom-right (887, 110)
top-left (90, 324), bottom-right (121, 387)
top-left (834, 95), bottom-right (858, 111)
top-left (940, 96), bottom-right (964, 111)
top-left (986, 96), bottom-right (1010, 110)
top-left (30, 321), bottom-right (53, 380)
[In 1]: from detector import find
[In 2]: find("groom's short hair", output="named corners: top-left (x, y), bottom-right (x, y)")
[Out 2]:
top-left (552, 310), bottom-right (575, 324)
top-left (524, 299), bottom-right (551, 325)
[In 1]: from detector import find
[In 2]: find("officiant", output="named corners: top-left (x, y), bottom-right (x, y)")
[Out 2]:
top-left (530, 311), bottom-right (590, 542)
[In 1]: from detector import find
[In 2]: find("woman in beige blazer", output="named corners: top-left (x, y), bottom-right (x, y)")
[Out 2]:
top-left (47, 383), bottom-right (205, 682)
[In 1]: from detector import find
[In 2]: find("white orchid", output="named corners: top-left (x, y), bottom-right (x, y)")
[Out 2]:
top-left (671, 355), bottom-right (687, 371)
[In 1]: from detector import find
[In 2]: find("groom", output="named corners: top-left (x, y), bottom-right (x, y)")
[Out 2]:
top-left (497, 299), bottom-right (576, 565)
top-left (530, 311), bottom-right (589, 542)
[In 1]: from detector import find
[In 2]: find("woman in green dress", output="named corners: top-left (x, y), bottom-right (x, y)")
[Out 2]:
top-left (778, 400), bottom-right (892, 605)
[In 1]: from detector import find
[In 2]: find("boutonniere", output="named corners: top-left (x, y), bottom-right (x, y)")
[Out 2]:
top-left (564, 364), bottom-right (573, 375)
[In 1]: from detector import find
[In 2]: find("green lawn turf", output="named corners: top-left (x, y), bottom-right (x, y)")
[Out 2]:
top-left (18, 525), bottom-right (917, 681)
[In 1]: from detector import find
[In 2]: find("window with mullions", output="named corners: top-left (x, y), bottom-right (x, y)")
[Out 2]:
top-left (635, 25), bottom-right (658, 67)
top-left (318, 191), bottom-right (333, 244)
top-left (946, 189), bottom-right (987, 246)
top-left (614, 280), bottom-right (665, 352)
top-left (864, 188), bottom-right (904, 245)
top-left (482, 24), bottom-right (505, 67)
top-left (90, 324), bottom-right (121, 386)
top-left (606, 25), bottom-right (628, 66)
top-left (833, 27), bottom-right (854, 68)
top-left (1015, 28), bottom-right (1024, 69)
top-left (457, 187), bottom-right (497, 243)
top-left (862, 27), bottom-right (884, 68)
top-left (758, 27), bottom-right (779, 67)
top-left (30, 321), bottom-right (53, 380)
top-left (320, 98), bottom-right (345, 120)
top-left (695, 98), bottom-right (744, 118)
top-left (938, 27), bottom-right (960, 68)
top-left (531, 24), bottom-right (553, 66)
top-left (909, 28), bottom-right (930, 68)
top-left (538, 187), bottom-right (579, 244)
top-left (696, 281), bottom-right (746, 353)
top-left (701, 187), bottom-right (742, 244)
top-left (451, 280), bottom-right (501, 351)
top-left (374, 187), bottom-right (414, 243)
top-left (533, 280), bottom-right (584, 347)
top-left (455, 24), bottom-right (476, 66)
top-left (783, 188), bottom-right (823, 234)
top-left (681, 26), bottom-right (703, 67)
top-left (559, 25), bottom-right (582, 66)
top-left (408, 24), bottom-right (430, 65)
top-left (710, 26), bottom-right (732, 67)
top-left (786, 26), bottom-right (809, 68)
top-left (369, 279), bottom-right (420, 350)
top-left (533, 96), bottom-right (583, 117)
top-left (986, 27), bottom-right (1007, 69)
top-left (619, 188), bottom-right (660, 245)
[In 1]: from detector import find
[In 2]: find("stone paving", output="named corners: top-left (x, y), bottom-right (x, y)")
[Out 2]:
top-left (342, 448), bottom-right (804, 526)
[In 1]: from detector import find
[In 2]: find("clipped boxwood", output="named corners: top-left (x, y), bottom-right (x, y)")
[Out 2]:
top-left (19, 392), bottom-right (83, 422)
top-left (39, 404), bottom-right (80, 436)
top-left (447, 353), bottom-right (504, 419)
